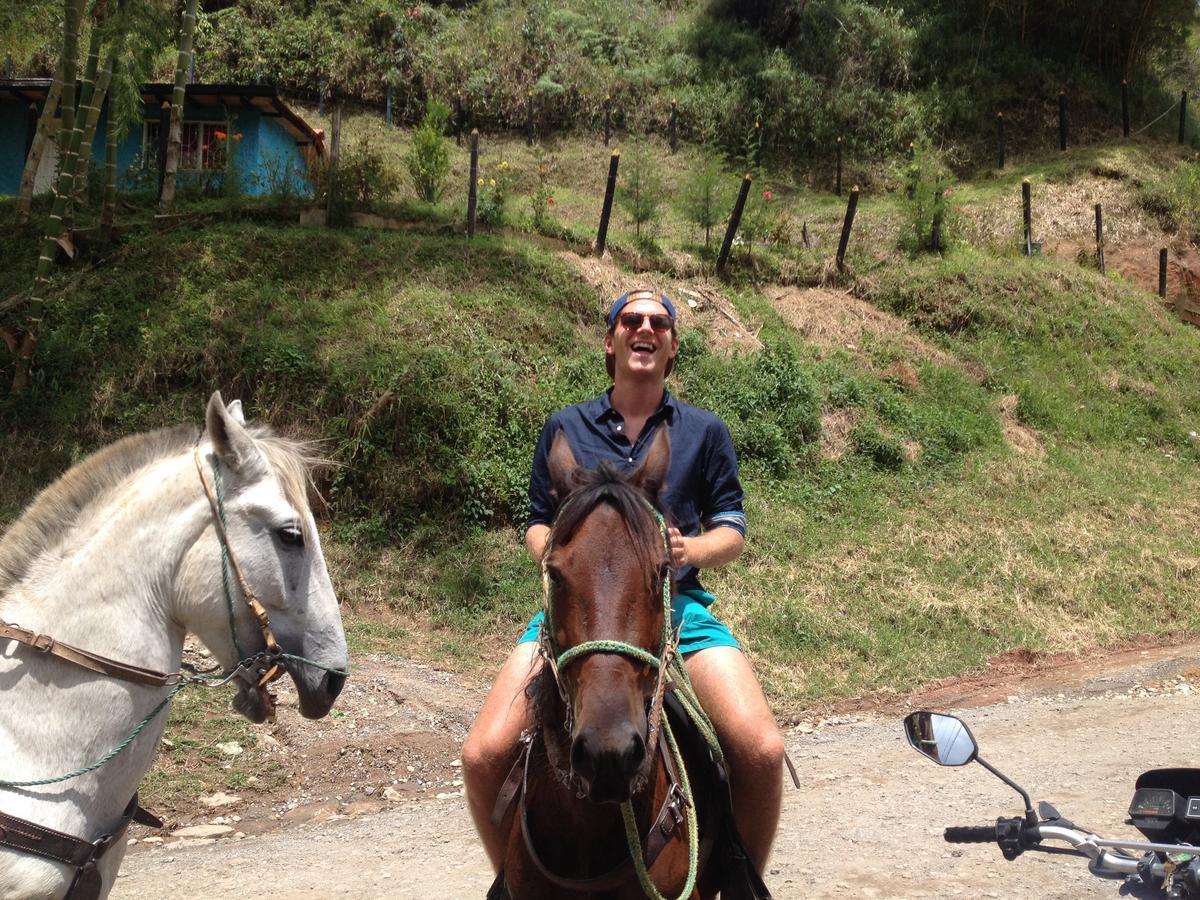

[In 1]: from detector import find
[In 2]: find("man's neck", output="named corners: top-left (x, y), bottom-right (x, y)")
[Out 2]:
top-left (610, 378), bottom-right (666, 420)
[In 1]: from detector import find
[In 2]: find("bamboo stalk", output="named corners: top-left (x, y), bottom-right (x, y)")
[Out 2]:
top-left (14, 61), bottom-right (64, 226)
top-left (159, 0), bottom-right (200, 213)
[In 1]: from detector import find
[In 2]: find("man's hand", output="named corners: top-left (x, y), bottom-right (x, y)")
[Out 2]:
top-left (667, 525), bottom-right (744, 570)
top-left (668, 526), bottom-right (690, 568)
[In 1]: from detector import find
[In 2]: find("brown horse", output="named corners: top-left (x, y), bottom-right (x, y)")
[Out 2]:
top-left (489, 429), bottom-right (743, 900)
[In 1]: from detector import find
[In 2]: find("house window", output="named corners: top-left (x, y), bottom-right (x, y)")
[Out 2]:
top-left (144, 121), bottom-right (228, 171)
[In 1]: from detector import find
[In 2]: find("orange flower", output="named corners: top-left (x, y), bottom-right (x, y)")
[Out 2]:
top-left (547, 197), bottom-right (555, 205)
top-left (233, 133), bottom-right (243, 140)
top-left (215, 130), bottom-right (227, 140)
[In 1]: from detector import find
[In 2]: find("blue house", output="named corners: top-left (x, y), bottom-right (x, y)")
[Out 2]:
top-left (0, 80), bottom-right (325, 198)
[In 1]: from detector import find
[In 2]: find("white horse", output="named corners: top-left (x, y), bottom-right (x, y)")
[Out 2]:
top-left (0, 392), bottom-right (349, 900)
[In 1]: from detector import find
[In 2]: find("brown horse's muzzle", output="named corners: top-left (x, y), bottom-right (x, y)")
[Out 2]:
top-left (571, 718), bottom-right (647, 803)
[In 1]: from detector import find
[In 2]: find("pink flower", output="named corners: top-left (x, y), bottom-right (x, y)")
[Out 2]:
top-left (763, 190), bottom-right (772, 200)
top-left (942, 188), bottom-right (953, 197)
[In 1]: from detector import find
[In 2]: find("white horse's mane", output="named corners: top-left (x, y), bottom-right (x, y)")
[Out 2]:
top-left (0, 421), bottom-right (322, 598)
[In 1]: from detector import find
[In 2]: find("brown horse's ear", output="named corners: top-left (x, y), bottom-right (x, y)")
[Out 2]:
top-left (632, 428), bottom-right (670, 498)
top-left (547, 430), bottom-right (580, 500)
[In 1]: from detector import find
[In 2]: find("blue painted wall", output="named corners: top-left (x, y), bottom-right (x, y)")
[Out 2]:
top-left (0, 99), bottom-right (36, 196)
top-left (1, 96), bottom-right (315, 198)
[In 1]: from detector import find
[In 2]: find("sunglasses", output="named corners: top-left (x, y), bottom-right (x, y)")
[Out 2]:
top-left (617, 312), bottom-right (674, 332)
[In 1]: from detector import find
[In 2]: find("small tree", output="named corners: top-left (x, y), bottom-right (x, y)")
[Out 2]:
top-left (406, 97), bottom-right (451, 203)
top-left (617, 139), bottom-right (661, 245)
top-left (678, 157), bottom-right (726, 250)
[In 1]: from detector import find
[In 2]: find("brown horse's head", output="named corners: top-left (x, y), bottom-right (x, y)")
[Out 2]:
top-left (542, 428), bottom-right (671, 804)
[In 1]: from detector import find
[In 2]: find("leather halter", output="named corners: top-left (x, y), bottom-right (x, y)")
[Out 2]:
top-left (192, 446), bottom-right (284, 687)
top-left (0, 444), bottom-right (284, 896)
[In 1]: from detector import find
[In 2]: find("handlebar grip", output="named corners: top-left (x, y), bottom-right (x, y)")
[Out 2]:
top-left (944, 825), bottom-right (998, 844)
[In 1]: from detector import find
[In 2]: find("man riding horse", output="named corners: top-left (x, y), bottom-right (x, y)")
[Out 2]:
top-left (463, 287), bottom-right (785, 884)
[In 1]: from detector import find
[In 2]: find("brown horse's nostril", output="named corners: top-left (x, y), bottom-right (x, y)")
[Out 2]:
top-left (322, 671), bottom-right (346, 700)
top-left (571, 723), bottom-right (646, 804)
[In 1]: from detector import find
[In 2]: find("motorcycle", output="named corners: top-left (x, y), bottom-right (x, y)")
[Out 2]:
top-left (904, 710), bottom-right (1200, 898)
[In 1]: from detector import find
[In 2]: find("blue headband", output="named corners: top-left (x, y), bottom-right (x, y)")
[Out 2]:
top-left (607, 289), bottom-right (677, 329)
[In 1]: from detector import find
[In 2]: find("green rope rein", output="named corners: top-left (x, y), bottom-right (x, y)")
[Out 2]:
top-left (541, 499), bottom-right (721, 899)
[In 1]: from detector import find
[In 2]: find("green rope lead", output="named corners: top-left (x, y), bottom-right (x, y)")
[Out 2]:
top-left (0, 682), bottom-right (185, 788)
top-left (620, 714), bottom-right (700, 900)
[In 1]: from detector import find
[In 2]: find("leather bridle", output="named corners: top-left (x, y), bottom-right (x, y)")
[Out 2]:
top-left (0, 445), bottom-right (287, 900)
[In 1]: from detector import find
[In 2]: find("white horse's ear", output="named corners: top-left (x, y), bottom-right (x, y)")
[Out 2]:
top-left (206, 391), bottom-right (259, 474)
top-left (226, 399), bottom-right (245, 425)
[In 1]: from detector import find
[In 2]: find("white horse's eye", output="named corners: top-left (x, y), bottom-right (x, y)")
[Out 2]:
top-left (276, 525), bottom-right (305, 549)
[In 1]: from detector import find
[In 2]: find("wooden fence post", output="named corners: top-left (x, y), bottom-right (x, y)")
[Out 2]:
top-left (326, 104), bottom-right (341, 227)
top-left (1159, 248), bottom-right (1168, 299)
top-left (594, 149), bottom-right (620, 257)
top-left (1121, 80), bottom-right (1130, 138)
top-left (467, 129), bottom-right (479, 238)
top-left (1180, 91), bottom-right (1188, 144)
top-left (996, 113), bottom-right (1005, 169)
top-left (836, 186), bottom-right (860, 273)
top-left (385, 83), bottom-right (393, 127)
top-left (669, 98), bottom-right (677, 154)
top-left (4, 54), bottom-right (11, 80)
top-left (1058, 91), bottom-right (1068, 151)
top-left (455, 94), bottom-right (464, 146)
top-left (1022, 179), bottom-right (1032, 255)
top-left (716, 173), bottom-right (753, 276)
top-left (1094, 203), bottom-right (1105, 274)
top-left (835, 136), bottom-right (843, 196)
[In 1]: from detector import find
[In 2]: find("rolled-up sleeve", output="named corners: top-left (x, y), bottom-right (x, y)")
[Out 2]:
top-left (700, 419), bottom-right (747, 537)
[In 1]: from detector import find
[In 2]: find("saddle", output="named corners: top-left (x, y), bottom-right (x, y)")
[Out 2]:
top-left (486, 690), bottom-right (773, 899)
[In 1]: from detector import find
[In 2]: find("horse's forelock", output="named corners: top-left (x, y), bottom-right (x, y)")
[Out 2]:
top-left (549, 464), bottom-right (664, 572)
top-left (248, 426), bottom-right (328, 537)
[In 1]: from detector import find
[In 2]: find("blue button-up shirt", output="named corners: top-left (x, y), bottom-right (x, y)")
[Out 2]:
top-left (527, 389), bottom-right (746, 593)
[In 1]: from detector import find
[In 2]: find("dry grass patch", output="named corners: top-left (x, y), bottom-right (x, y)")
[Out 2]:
top-left (819, 407), bottom-right (862, 461)
top-left (764, 285), bottom-right (960, 370)
top-left (997, 394), bottom-right (1045, 458)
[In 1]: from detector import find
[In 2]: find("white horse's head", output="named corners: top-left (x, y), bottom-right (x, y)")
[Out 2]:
top-left (186, 392), bottom-right (348, 723)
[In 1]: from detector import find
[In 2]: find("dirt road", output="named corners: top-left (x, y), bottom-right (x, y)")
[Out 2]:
top-left (113, 644), bottom-right (1200, 899)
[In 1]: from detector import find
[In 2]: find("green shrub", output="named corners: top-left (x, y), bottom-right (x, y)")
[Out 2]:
top-left (617, 139), bottom-right (662, 245)
top-left (897, 139), bottom-right (958, 255)
top-left (677, 157), bottom-right (728, 250)
top-left (475, 159), bottom-right (514, 228)
top-left (406, 98), bottom-right (452, 204)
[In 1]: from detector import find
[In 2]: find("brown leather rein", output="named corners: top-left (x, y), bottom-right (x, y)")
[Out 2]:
top-left (0, 447), bottom-right (284, 899)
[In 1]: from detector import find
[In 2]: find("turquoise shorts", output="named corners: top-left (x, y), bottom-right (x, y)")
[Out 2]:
top-left (517, 588), bottom-right (740, 655)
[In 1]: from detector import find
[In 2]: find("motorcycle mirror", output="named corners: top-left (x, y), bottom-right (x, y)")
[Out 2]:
top-left (904, 711), bottom-right (979, 767)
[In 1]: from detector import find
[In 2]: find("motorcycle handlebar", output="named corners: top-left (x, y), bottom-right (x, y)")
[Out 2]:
top-left (944, 825), bottom-right (998, 844)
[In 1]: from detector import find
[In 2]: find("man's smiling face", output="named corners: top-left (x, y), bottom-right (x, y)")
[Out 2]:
top-left (604, 296), bottom-right (678, 383)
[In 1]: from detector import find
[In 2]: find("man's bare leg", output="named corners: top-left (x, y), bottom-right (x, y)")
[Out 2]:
top-left (685, 645), bottom-right (784, 872)
top-left (461, 642), bottom-right (542, 872)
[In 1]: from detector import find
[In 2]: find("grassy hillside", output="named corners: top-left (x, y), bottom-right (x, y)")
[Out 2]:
top-left (3, 121), bottom-right (1200, 714)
